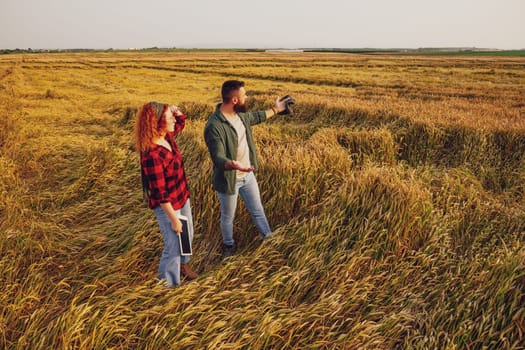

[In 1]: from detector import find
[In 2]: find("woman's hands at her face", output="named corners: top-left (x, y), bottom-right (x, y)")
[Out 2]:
top-left (170, 105), bottom-right (183, 117)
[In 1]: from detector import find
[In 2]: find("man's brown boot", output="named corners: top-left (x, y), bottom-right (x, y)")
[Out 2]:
top-left (180, 263), bottom-right (198, 280)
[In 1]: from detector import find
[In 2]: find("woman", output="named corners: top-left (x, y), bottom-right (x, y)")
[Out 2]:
top-left (135, 101), bottom-right (198, 287)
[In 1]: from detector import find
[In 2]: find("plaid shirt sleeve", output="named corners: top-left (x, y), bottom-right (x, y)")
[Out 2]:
top-left (173, 113), bottom-right (186, 135)
top-left (141, 152), bottom-right (169, 203)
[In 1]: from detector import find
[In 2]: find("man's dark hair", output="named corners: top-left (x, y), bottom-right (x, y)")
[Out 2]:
top-left (221, 80), bottom-right (244, 103)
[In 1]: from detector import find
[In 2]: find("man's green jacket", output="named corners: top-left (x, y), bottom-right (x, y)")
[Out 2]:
top-left (204, 104), bottom-right (267, 194)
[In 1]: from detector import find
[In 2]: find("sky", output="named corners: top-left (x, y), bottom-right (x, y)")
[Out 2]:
top-left (1, 0), bottom-right (524, 50)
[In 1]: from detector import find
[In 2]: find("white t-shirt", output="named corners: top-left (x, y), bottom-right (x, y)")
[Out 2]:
top-left (225, 114), bottom-right (251, 178)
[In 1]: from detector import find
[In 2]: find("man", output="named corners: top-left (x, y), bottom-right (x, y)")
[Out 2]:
top-left (204, 80), bottom-right (293, 258)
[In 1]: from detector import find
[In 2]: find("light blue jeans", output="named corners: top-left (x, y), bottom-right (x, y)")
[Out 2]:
top-left (216, 172), bottom-right (272, 246)
top-left (153, 198), bottom-right (193, 287)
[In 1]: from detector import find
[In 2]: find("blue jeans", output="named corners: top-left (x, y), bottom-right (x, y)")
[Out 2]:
top-left (153, 198), bottom-right (193, 287)
top-left (216, 172), bottom-right (272, 246)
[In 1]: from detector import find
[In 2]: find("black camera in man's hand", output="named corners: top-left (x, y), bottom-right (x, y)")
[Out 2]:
top-left (277, 95), bottom-right (296, 115)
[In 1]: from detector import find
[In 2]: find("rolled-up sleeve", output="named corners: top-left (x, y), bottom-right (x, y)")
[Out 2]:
top-left (242, 111), bottom-right (267, 126)
top-left (173, 113), bottom-right (186, 135)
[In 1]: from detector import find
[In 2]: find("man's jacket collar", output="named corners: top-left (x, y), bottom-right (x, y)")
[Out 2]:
top-left (214, 103), bottom-right (228, 123)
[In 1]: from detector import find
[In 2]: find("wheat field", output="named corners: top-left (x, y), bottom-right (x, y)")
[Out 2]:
top-left (0, 51), bottom-right (524, 349)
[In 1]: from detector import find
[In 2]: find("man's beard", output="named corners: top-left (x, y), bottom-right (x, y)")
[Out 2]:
top-left (233, 103), bottom-right (247, 113)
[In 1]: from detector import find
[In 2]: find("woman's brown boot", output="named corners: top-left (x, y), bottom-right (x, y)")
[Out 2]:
top-left (180, 264), bottom-right (198, 280)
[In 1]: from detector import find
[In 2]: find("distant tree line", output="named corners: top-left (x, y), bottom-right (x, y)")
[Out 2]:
top-left (1, 48), bottom-right (103, 54)
top-left (2, 47), bottom-right (523, 55)
top-left (0, 47), bottom-right (261, 54)
top-left (0, 47), bottom-right (181, 54)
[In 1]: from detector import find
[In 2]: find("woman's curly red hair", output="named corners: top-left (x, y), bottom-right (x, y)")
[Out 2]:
top-left (135, 102), bottom-right (168, 153)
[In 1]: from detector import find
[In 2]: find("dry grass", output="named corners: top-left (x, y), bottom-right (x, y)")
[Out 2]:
top-left (0, 51), bottom-right (523, 349)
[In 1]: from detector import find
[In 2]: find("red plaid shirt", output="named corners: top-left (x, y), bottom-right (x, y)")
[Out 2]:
top-left (141, 114), bottom-right (190, 210)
